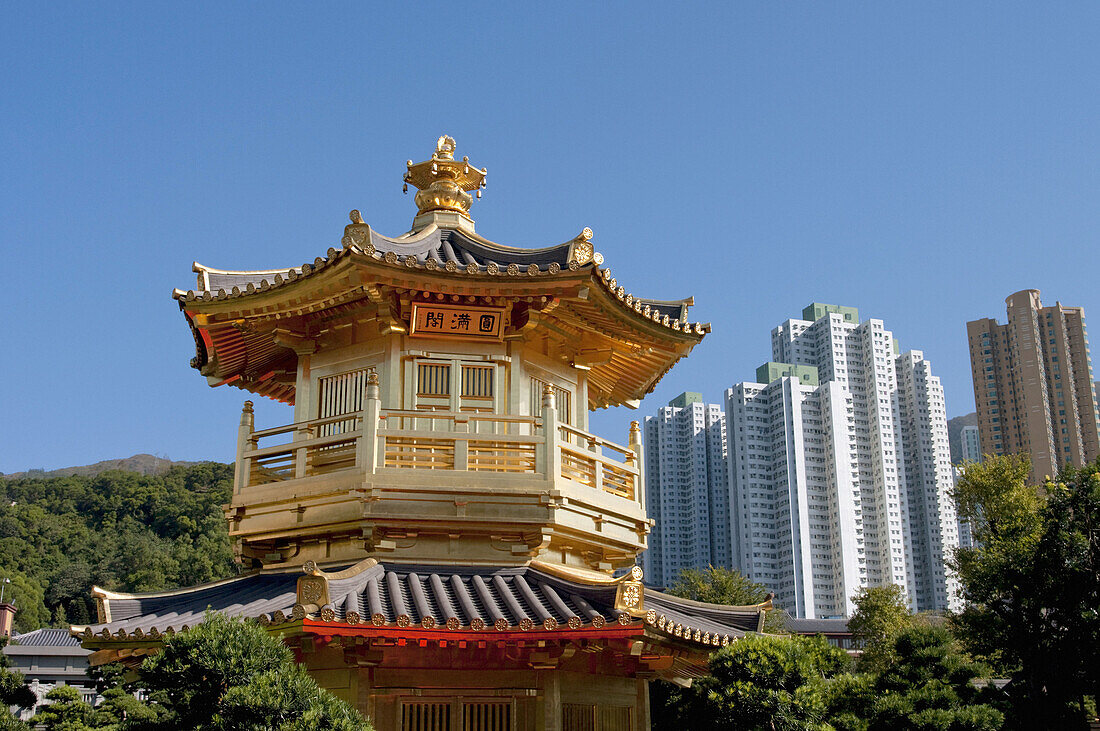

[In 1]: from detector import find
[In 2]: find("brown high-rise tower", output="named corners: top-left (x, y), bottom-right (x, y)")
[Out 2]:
top-left (967, 289), bottom-right (1100, 484)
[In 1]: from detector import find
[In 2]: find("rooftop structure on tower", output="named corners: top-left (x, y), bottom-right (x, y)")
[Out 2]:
top-left (74, 137), bottom-right (766, 730)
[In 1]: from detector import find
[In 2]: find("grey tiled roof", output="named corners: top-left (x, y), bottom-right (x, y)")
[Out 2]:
top-left (172, 226), bottom-right (703, 336)
top-left (363, 227), bottom-right (574, 270)
top-left (78, 562), bottom-right (762, 649)
top-left (183, 227), bottom-right (575, 300)
top-left (9, 628), bottom-right (85, 648)
top-left (94, 572), bottom-right (298, 636)
top-left (645, 590), bottom-right (765, 639)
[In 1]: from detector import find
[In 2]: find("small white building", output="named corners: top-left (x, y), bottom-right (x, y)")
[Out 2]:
top-left (960, 425), bottom-right (982, 463)
top-left (4, 628), bottom-right (96, 720)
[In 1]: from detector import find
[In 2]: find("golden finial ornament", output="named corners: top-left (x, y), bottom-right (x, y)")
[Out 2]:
top-left (403, 136), bottom-right (487, 220)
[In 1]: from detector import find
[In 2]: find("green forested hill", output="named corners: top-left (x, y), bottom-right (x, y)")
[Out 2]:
top-left (0, 463), bottom-right (237, 633)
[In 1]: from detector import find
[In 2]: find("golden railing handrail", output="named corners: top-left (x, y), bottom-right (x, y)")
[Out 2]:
top-left (558, 443), bottom-right (640, 474)
top-left (248, 431), bottom-right (360, 460)
top-left (237, 407), bottom-right (639, 503)
top-left (558, 423), bottom-right (635, 461)
top-left (378, 409), bottom-right (541, 426)
top-left (251, 413), bottom-right (363, 440)
top-left (376, 429), bottom-right (544, 444)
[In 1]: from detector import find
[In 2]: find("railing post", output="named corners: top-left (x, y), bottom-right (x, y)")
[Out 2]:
top-left (234, 401), bottom-right (254, 493)
top-left (542, 386), bottom-right (560, 484)
top-left (294, 422), bottom-right (310, 478)
top-left (358, 372), bottom-right (381, 473)
top-left (454, 415), bottom-right (469, 471)
top-left (629, 420), bottom-right (644, 508)
top-left (589, 436), bottom-right (604, 495)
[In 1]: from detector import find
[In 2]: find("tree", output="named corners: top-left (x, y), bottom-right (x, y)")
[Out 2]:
top-left (821, 626), bottom-right (1004, 731)
top-left (0, 714), bottom-right (31, 731)
top-left (950, 454), bottom-right (1097, 729)
top-left (0, 463), bottom-right (236, 632)
top-left (652, 634), bottom-right (851, 731)
top-left (667, 565), bottom-right (772, 605)
top-left (3, 572), bottom-right (49, 634)
top-left (85, 664), bottom-right (161, 730)
top-left (32, 685), bottom-right (95, 731)
top-left (130, 612), bottom-right (372, 731)
top-left (0, 668), bottom-right (35, 712)
top-left (666, 566), bottom-right (786, 633)
top-left (847, 585), bottom-right (911, 672)
top-left (219, 667), bottom-right (371, 731)
top-left (1028, 462), bottom-right (1100, 723)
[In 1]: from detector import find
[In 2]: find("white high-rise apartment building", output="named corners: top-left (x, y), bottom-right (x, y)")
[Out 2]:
top-left (726, 303), bottom-right (960, 618)
top-left (960, 425), bottom-right (982, 463)
top-left (954, 425), bottom-right (982, 549)
top-left (643, 393), bottom-right (729, 588)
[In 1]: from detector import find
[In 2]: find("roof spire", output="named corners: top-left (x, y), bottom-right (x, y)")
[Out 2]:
top-left (404, 136), bottom-right (487, 232)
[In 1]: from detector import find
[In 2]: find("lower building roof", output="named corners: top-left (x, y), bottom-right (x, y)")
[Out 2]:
top-left (76, 560), bottom-right (767, 653)
top-left (9, 628), bottom-right (86, 648)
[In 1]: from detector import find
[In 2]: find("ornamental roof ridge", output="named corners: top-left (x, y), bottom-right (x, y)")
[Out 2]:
top-left (89, 568), bottom-right (266, 602)
top-left (592, 264), bottom-right (710, 336)
top-left (527, 559), bottom-right (628, 586)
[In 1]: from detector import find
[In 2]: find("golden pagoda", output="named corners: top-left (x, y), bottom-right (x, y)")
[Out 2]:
top-left (75, 137), bottom-right (771, 731)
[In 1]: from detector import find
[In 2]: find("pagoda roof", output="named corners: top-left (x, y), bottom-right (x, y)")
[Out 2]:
top-left (174, 219), bottom-right (708, 408)
top-left (75, 560), bottom-right (763, 654)
top-left (177, 223), bottom-right (696, 326)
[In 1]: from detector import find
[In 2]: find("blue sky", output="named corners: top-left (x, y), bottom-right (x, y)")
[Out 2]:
top-left (2, 3), bottom-right (1099, 472)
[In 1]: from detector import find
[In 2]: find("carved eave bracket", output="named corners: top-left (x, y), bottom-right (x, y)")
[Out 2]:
top-left (296, 562), bottom-right (331, 608)
top-left (566, 228), bottom-right (603, 270)
top-left (292, 558), bottom-right (380, 620)
top-left (613, 565), bottom-right (646, 617)
top-left (272, 328), bottom-right (317, 355)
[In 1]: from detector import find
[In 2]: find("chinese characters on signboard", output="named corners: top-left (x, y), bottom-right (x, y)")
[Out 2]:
top-left (410, 303), bottom-right (506, 341)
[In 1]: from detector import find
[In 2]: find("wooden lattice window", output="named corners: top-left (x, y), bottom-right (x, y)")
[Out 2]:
top-left (461, 365), bottom-right (494, 398)
top-left (462, 701), bottom-right (512, 730)
top-left (562, 704), bottom-right (595, 731)
top-left (531, 378), bottom-right (572, 425)
top-left (417, 363), bottom-right (452, 396)
top-left (317, 368), bottom-right (370, 435)
top-left (598, 705), bottom-right (632, 731)
top-left (401, 701), bottom-right (451, 731)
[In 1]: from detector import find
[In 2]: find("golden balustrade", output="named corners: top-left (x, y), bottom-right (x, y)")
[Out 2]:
top-left (232, 386), bottom-right (642, 505)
